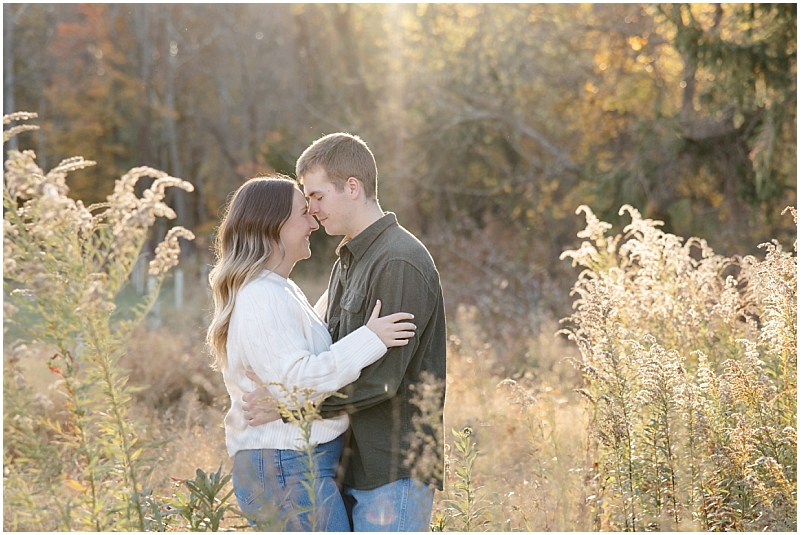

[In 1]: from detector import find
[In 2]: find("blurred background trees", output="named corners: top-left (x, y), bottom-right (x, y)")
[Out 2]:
top-left (5, 3), bottom-right (796, 333)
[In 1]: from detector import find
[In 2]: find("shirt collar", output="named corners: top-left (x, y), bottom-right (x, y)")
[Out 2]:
top-left (339, 212), bottom-right (397, 260)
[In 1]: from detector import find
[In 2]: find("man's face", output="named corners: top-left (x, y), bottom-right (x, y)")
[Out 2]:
top-left (302, 166), bottom-right (352, 237)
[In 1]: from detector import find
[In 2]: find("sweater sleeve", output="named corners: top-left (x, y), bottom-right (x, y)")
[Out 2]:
top-left (313, 289), bottom-right (329, 321)
top-left (236, 288), bottom-right (387, 401)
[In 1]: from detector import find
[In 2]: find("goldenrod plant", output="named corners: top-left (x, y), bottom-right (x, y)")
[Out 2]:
top-left (249, 383), bottom-right (347, 532)
top-left (559, 205), bottom-right (797, 531)
top-left (445, 427), bottom-right (490, 532)
top-left (3, 112), bottom-right (195, 530)
top-left (162, 466), bottom-right (241, 532)
top-left (4, 112), bottom-right (795, 532)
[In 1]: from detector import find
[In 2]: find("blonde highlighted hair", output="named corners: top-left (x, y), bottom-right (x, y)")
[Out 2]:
top-left (295, 132), bottom-right (378, 199)
top-left (206, 176), bottom-right (297, 369)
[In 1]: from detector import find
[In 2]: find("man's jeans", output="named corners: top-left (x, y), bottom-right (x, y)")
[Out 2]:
top-left (232, 435), bottom-right (349, 531)
top-left (343, 478), bottom-right (435, 532)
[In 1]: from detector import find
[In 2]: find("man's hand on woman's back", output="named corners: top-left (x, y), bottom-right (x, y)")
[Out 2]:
top-left (241, 370), bottom-right (282, 426)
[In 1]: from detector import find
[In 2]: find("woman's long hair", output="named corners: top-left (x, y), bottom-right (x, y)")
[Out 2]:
top-left (206, 176), bottom-right (297, 369)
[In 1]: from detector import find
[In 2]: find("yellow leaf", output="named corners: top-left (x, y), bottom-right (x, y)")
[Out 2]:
top-left (65, 478), bottom-right (87, 493)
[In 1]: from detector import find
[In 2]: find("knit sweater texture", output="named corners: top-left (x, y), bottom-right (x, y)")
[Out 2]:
top-left (223, 270), bottom-right (387, 456)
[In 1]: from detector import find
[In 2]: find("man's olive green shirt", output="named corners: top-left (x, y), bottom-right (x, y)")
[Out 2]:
top-left (319, 213), bottom-right (446, 491)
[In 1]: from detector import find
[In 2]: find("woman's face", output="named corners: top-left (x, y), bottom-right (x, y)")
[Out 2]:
top-left (278, 188), bottom-right (319, 265)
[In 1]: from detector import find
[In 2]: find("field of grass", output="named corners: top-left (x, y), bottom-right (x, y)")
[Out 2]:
top-left (6, 267), bottom-right (592, 531)
top-left (4, 111), bottom-right (795, 532)
top-left (5, 203), bottom-right (796, 531)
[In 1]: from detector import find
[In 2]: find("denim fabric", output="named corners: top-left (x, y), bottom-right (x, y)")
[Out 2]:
top-left (232, 435), bottom-right (349, 532)
top-left (343, 478), bottom-right (434, 532)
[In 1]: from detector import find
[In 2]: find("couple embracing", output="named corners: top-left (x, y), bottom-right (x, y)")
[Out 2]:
top-left (206, 133), bottom-right (447, 531)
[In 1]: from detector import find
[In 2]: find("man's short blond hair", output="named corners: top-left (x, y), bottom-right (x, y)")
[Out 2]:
top-left (296, 133), bottom-right (378, 199)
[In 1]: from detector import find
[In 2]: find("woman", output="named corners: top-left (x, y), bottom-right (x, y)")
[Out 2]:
top-left (206, 176), bottom-right (415, 531)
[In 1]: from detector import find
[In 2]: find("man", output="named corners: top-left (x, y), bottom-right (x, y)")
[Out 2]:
top-left (242, 133), bottom-right (447, 531)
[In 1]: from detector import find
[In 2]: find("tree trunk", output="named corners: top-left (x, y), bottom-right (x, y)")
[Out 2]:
top-left (164, 18), bottom-right (195, 258)
top-left (3, 4), bottom-right (22, 152)
top-left (133, 4), bottom-right (156, 167)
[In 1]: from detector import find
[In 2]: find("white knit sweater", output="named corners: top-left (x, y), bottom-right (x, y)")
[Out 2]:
top-left (223, 270), bottom-right (387, 456)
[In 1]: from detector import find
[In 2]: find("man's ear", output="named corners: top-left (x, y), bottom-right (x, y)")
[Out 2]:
top-left (346, 177), bottom-right (362, 199)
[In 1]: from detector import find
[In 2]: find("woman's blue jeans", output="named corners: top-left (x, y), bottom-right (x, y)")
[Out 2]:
top-left (232, 435), bottom-right (349, 531)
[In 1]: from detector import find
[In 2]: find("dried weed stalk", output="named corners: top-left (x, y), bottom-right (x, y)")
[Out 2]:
top-left (560, 204), bottom-right (797, 531)
top-left (3, 113), bottom-right (195, 531)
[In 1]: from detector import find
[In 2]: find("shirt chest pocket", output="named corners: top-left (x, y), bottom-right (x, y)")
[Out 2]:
top-left (340, 287), bottom-right (367, 316)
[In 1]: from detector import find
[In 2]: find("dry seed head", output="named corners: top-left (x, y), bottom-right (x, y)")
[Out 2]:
top-left (4, 150), bottom-right (99, 244)
top-left (46, 156), bottom-right (96, 190)
top-left (3, 124), bottom-right (40, 142)
top-left (712, 275), bottom-right (743, 324)
top-left (106, 167), bottom-right (194, 259)
top-left (780, 427), bottom-right (796, 447)
top-left (576, 205), bottom-right (614, 242)
top-left (560, 205), bottom-right (622, 268)
top-left (3, 219), bottom-right (18, 272)
top-left (151, 175), bottom-right (194, 195)
top-left (560, 203), bottom-right (797, 531)
top-left (591, 426), bottom-right (614, 448)
top-left (632, 339), bottom-right (688, 408)
top-left (82, 279), bottom-right (113, 307)
top-left (3, 111), bottom-right (38, 124)
top-left (740, 234), bottom-right (797, 362)
top-left (720, 341), bottom-right (777, 407)
top-left (752, 456), bottom-right (790, 489)
top-left (560, 241), bottom-right (602, 267)
top-left (781, 206), bottom-right (797, 251)
top-left (609, 409), bottom-right (630, 445)
top-left (4, 149), bottom-right (46, 200)
top-left (582, 363), bottom-right (601, 381)
top-left (149, 226), bottom-right (196, 276)
top-left (73, 200), bottom-right (94, 232)
top-left (497, 378), bottom-right (538, 412)
top-left (3, 216), bottom-right (19, 238)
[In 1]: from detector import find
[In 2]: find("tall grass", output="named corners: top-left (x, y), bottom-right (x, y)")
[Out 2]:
top-left (2, 113), bottom-right (233, 531)
top-left (558, 204), bottom-right (797, 531)
top-left (434, 310), bottom-right (589, 532)
top-left (4, 113), bottom-right (795, 531)
top-left (429, 204), bottom-right (795, 532)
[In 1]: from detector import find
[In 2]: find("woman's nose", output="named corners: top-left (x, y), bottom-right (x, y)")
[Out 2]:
top-left (309, 215), bottom-right (319, 230)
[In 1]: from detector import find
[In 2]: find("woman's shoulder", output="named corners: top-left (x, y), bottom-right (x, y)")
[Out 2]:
top-left (237, 271), bottom-right (294, 307)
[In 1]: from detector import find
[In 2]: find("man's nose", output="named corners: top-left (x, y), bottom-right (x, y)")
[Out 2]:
top-left (308, 200), bottom-right (319, 215)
